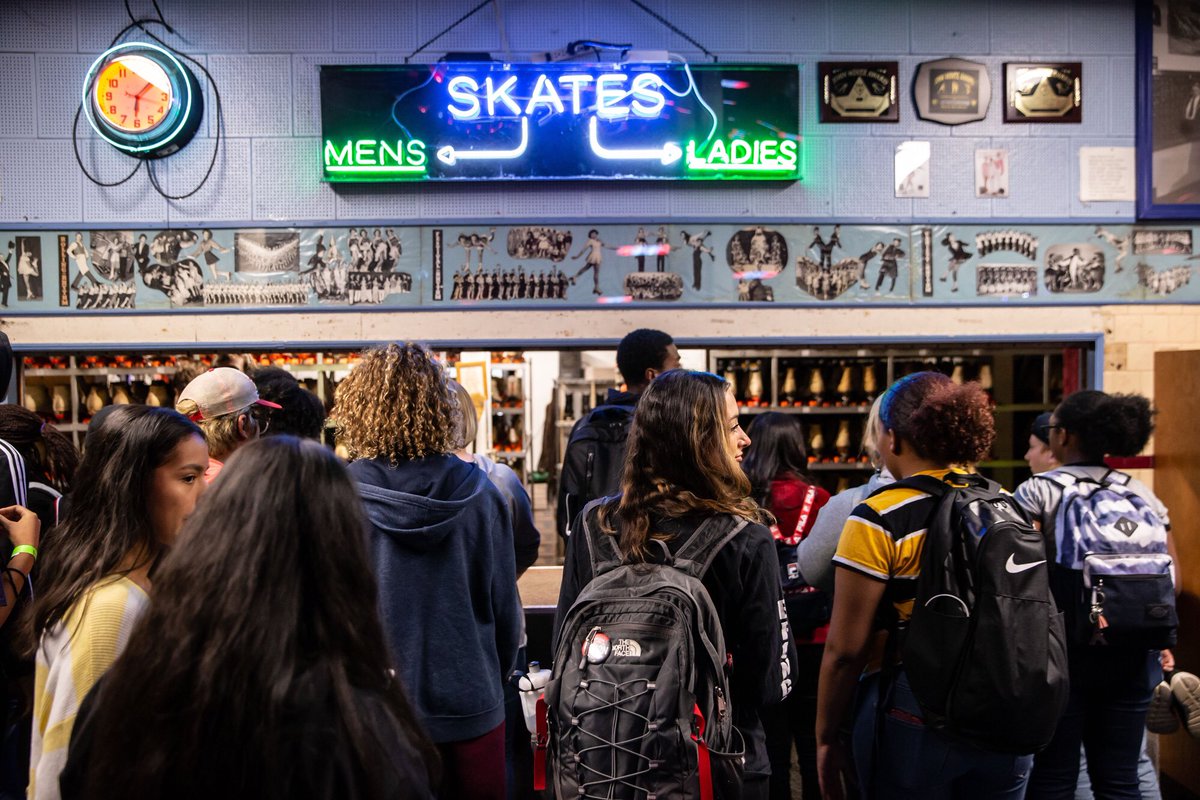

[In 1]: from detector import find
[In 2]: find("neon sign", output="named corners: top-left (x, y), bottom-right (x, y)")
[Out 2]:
top-left (319, 62), bottom-right (800, 182)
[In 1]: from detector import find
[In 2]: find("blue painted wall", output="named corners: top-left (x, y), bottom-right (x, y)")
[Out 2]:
top-left (0, 0), bottom-right (1135, 227)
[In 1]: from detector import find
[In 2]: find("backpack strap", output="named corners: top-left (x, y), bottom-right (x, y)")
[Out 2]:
top-left (888, 471), bottom-right (985, 498)
top-left (579, 497), bottom-right (624, 578)
top-left (673, 515), bottom-right (751, 581)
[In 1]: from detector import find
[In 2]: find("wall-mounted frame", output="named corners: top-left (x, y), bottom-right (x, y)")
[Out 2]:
top-left (818, 62), bottom-right (899, 123)
top-left (1137, 0), bottom-right (1200, 218)
top-left (1003, 62), bottom-right (1081, 123)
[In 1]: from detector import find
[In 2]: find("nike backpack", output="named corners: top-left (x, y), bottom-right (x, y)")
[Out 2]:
top-left (1043, 468), bottom-right (1177, 649)
top-left (893, 473), bottom-right (1069, 754)
top-left (544, 503), bottom-right (746, 799)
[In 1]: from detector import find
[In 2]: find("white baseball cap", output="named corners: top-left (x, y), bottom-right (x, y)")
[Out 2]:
top-left (178, 367), bottom-right (281, 421)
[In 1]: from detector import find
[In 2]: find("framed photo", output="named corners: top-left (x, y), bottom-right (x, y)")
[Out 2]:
top-left (1137, 0), bottom-right (1200, 217)
top-left (818, 62), bottom-right (899, 123)
top-left (1003, 63), bottom-right (1081, 123)
top-left (912, 58), bottom-right (991, 125)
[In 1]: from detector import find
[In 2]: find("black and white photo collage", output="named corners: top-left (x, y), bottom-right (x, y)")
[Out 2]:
top-left (0, 223), bottom-right (1195, 313)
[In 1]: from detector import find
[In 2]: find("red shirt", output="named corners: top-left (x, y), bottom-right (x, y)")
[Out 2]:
top-left (766, 474), bottom-right (831, 644)
top-left (767, 474), bottom-right (830, 546)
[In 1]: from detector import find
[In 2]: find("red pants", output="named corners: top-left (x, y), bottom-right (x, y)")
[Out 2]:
top-left (437, 721), bottom-right (506, 800)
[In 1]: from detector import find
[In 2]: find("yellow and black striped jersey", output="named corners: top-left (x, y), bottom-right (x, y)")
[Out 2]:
top-left (833, 468), bottom-right (965, 625)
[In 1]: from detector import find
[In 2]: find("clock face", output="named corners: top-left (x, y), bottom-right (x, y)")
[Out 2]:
top-left (82, 42), bottom-right (203, 159)
top-left (93, 54), bottom-right (175, 134)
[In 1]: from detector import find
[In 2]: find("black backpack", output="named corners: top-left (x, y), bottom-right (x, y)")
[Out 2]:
top-left (888, 473), bottom-right (1069, 754)
top-left (556, 404), bottom-right (634, 539)
top-left (546, 502), bottom-right (747, 799)
top-left (769, 485), bottom-right (831, 638)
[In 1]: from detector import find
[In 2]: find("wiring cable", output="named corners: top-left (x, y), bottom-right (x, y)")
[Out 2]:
top-left (627, 0), bottom-right (717, 62)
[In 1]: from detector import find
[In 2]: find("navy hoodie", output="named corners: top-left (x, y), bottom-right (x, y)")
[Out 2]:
top-left (349, 454), bottom-right (522, 743)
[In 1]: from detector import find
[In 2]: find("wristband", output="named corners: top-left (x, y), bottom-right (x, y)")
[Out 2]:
top-left (11, 545), bottom-right (37, 560)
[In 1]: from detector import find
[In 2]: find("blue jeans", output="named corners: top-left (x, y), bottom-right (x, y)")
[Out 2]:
top-left (1075, 733), bottom-right (1160, 800)
top-left (1027, 647), bottom-right (1157, 800)
top-left (852, 671), bottom-right (1034, 799)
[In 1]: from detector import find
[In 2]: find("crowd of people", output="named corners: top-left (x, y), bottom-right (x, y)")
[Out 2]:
top-left (0, 328), bottom-right (1193, 800)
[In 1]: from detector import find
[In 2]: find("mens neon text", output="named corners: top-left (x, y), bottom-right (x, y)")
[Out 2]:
top-left (446, 72), bottom-right (667, 121)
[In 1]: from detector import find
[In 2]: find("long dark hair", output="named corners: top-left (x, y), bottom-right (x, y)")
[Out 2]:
top-left (0, 404), bottom-right (78, 492)
top-left (1055, 389), bottom-right (1154, 461)
top-left (69, 436), bottom-right (438, 798)
top-left (741, 412), bottom-right (809, 505)
top-left (600, 370), bottom-right (766, 561)
top-left (32, 406), bottom-right (202, 639)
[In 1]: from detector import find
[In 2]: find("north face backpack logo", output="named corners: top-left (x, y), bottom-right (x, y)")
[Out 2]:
top-left (1114, 517), bottom-right (1139, 537)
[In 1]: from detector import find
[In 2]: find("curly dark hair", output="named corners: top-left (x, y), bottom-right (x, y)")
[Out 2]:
top-left (880, 371), bottom-right (994, 465)
top-left (1054, 390), bottom-right (1153, 461)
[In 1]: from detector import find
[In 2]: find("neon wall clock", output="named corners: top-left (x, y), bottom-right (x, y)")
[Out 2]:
top-left (82, 42), bottom-right (204, 159)
top-left (319, 62), bottom-right (802, 182)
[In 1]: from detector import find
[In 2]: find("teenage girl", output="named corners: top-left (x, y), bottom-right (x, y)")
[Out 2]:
top-left (556, 369), bottom-right (793, 800)
top-left (29, 407), bottom-right (207, 800)
top-left (1014, 391), bottom-right (1175, 799)
top-left (816, 372), bottom-right (1032, 799)
top-left (741, 412), bottom-right (831, 800)
top-left (58, 436), bottom-right (438, 800)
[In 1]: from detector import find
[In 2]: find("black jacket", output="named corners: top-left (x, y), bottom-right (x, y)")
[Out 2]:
top-left (554, 508), bottom-right (796, 776)
top-left (555, 389), bottom-right (638, 540)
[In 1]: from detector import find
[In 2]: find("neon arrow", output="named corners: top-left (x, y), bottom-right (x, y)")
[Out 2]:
top-left (588, 117), bottom-right (682, 165)
top-left (437, 117), bottom-right (529, 166)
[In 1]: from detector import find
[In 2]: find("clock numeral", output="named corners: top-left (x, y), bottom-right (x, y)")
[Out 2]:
top-left (109, 104), bottom-right (117, 114)
top-left (134, 119), bottom-right (141, 128)
top-left (108, 78), bottom-right (119, 88)
top-left (158, 106), bottom-right (164, 113)
top-left (118, 67), bottom-right (127, 79)
top-left (161, 92), bottom-right (169, 102)
top-left (120, 115), bottom-right (127, 124)
top-left (105, 92), bottom-right (113, 101)
top-left (147, 116), bottom-right (155, 125)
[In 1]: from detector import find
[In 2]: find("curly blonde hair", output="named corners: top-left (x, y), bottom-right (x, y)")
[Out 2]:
top-left (332, 343), bottom-right (460, 462)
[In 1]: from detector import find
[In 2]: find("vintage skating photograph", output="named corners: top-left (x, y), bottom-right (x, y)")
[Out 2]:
top-left (977, 264), bottom-right (1039, 296)
top-left (736, 278), bottom-right (774, 302)
top-left (1136, 261), bottom-right (1192, 295)
top-left (1132, 228), bottom-right (1193, 255)
top-left (87, 231), bottom-right (136, 282)
top-left (727, 226), bottom-right (787, 274)
top-left (506, 226), bottom-right (573, 262)
top-left (13, 236), bottom-right (43, 302)
top-left (1044, 243), bottom-right (1106, 293)
top-left (941, 232), bottom-right (973, 292)
top-left (451, 266), bottom-right (568, 301)
top-left (976, 229), bottom-right (1038, 259)
top-left (203, 282), bottom-right (309, 306)
top-left (347, 271), bottom-right (412, 305)
top-left (345, 227), bottom-right (403, 272)
top-left (448, 228), bottom-right (498, 269)
top-left (624, 272), bottom-right (683, 301)
top-left (1093, 226), bottom-right (1133, 272)
top-left (75, 282), bottom-right (136, 310)
top-left (141, 230), bottom-right (205, 306)
top-left (235, 230), bottom-right (299, 275)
